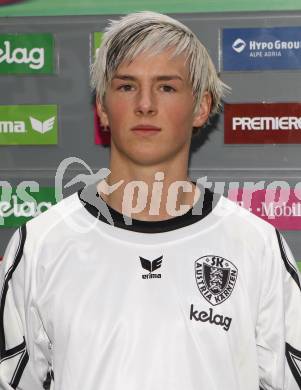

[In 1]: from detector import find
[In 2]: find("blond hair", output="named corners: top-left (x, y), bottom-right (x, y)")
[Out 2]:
top-left (91, 11), bottom-right (229, 116)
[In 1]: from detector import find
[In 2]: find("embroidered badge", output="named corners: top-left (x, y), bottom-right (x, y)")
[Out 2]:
top-left (195, 255), bottom-right (238, 306)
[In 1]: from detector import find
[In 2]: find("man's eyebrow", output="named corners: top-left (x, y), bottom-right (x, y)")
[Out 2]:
top-left (112, 75), bottom-right (136, 81)
top-left (156, 75), bottom-right (183, 81)
top-left (112, 74), bottom-right (184, 81)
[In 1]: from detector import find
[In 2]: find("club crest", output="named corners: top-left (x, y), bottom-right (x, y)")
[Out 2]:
top-left (195, 255), bottom-right (238, 306)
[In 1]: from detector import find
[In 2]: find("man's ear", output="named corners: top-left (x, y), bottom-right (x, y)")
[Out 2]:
top-left (96, 97), bottom-right (109, 127)
top-left (192, 91), bottom-right (212, 128)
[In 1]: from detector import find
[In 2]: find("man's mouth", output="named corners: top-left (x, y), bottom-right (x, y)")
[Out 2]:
top-left (131, 124), bottom-right (161, 133)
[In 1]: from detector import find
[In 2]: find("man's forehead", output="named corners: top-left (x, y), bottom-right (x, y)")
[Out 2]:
top-left (111, 49), bottom-right (189, 81)
top-left (112, 74), bottom-right (185, 82)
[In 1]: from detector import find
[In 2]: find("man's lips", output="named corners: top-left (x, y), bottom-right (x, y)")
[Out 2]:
top-left (131, 125), bottom-right (161, 131)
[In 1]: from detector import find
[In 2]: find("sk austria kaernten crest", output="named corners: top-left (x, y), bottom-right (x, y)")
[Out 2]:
top-left (195, 255), bottom-right (238, 306)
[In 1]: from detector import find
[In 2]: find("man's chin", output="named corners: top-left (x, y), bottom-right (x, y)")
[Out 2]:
top-left (127, 151), bottom-right (180, 167)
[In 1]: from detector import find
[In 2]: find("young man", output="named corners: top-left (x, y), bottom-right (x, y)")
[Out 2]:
top-left (1, 11), bottom-right (301, 390)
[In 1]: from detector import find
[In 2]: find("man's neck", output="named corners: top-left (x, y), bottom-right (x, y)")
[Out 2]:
top-left (96, 166), bottom-right (200, 222)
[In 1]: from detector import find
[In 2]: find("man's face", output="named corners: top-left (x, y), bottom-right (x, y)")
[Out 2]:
top-left (97, 48), bottom-right (211, 167)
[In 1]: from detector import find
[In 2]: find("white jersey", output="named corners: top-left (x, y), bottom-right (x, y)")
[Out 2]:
top-left (1, 186), bottom-right (301, 390)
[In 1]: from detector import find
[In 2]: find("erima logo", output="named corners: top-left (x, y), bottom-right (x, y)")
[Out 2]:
top-left (190, 305), bottom-right (232, 331)
top-left (0, 121), bottom-right (25, 133)
top-left (140, 255), bottom-right (162, 279)
top-left (0, 117), bottom-right (55, 134)
top-left (0, 41), bottom-right (45, 70)
top-left (30, 116), bottom-right (55, 134)
top-left (232, 38), bottom-right (246, 53)
top-left (232, 116), bottom-right (301, 131)
top-left (195, 255), bottom-right (238, 306)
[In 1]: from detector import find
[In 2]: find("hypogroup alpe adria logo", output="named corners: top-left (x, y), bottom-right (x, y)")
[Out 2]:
top-left (224, 27), bottom-right (301, 71)
top-left (232, 38), bottom-right (247, 53)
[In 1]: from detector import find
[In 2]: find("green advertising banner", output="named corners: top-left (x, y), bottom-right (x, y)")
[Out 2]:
top-left (0, 33), bottom-right (54, 74)
top-left (0, 186), bottom-right (56, 228)
top-left (0, 105), bottom-right (58, 145)
top-left (0, 0), bottom-right (300, 17)
top-left (92, 32), bottom-right (103, 61)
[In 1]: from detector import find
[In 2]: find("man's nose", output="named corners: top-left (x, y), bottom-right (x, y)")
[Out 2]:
top-left (135, 87), bottom-right (157, 116)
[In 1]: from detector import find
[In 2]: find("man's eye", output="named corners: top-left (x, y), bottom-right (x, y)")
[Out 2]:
top-left (160, 85), bottom-right (176, 92)
top-left (117, 84), bottom-right (134, 91)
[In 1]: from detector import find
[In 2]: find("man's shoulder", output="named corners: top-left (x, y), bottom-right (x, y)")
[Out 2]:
top-left (216, 195), bottom-right (276, 237)
top-left (24, 191), bottom-right (85, 241)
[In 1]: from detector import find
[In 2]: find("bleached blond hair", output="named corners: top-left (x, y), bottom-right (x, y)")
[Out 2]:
top-left (91, 11), bottom-right (229, 116)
